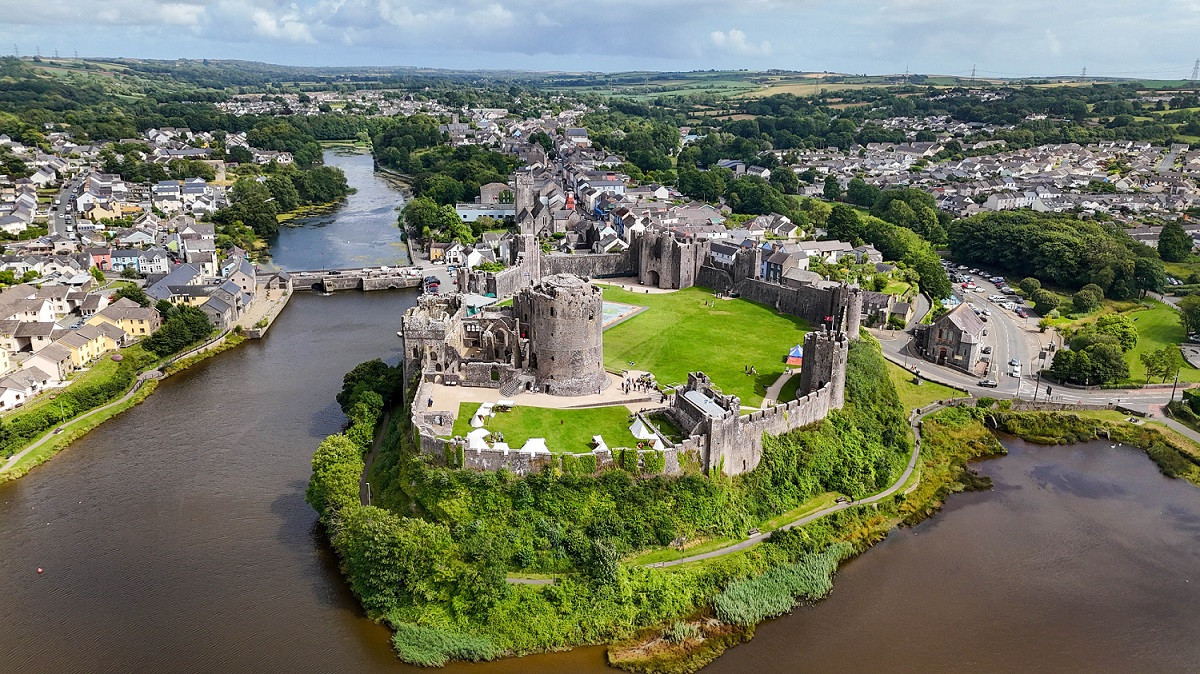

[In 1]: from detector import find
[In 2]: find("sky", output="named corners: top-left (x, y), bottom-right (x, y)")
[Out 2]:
top-left (1, 0), bottom-right (1198, 78)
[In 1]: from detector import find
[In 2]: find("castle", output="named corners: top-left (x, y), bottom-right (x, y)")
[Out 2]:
top-left (402, 273), bottom-right (607, 397)
top-left (402, 168), bottom-right (860, 476)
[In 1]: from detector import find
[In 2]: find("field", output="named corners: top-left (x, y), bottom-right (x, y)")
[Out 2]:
top-left (598, 285), bottom-right (809, 408)
top-left (1123, 300), bottom-right (1200, 383)
top-left (1059, 299), bottom-right (1200, 383)
top-left (450, 402), bottom-right (638, 454)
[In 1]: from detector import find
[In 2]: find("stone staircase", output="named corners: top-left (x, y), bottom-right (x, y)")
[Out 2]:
top-left (500, 374), bottom-right (535, 397)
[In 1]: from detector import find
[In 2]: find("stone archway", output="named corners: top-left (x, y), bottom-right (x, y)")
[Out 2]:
top-left (647, 269), bottom-right (661, 287)
top-left (937, 348), bottom-right (947, 365)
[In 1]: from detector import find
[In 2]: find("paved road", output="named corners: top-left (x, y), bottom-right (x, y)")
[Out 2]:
top-left (878, 272), bottom-right (1180, 408)
top-left (46, 173), bottom-right (84, 238)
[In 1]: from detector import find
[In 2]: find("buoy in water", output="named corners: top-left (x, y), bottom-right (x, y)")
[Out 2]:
top-left (37, 568), bottom-right (43, 574)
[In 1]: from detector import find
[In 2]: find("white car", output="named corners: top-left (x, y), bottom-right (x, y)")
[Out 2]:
top-left (1011, 365), bottom-right (1021, 377)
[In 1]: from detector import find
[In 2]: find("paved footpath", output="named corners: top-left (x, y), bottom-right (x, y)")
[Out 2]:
top-left (646, 401), bottom-right (948, 568)
top-left (506, 402), bottom-right (954, 584)
top-left (762, 370), bottom-right (798, 407)
top-left (0, 370), bottom-right (161, 474)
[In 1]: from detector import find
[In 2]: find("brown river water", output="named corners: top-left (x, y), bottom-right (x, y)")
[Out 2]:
top-left (2, 290), bottom-right (1198, 672)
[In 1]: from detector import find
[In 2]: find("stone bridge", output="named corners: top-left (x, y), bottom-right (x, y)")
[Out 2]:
top-left (287, 266), bottom-right (423, 292)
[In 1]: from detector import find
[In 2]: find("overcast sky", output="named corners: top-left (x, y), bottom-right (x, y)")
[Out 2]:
top-left (1, 0), bottom-right (1197, 78)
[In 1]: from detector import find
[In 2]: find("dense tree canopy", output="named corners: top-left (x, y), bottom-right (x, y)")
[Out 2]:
top-left (948, 211), bottom-right (1164, 300)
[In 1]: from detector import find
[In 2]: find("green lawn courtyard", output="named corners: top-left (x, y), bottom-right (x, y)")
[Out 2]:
top-left (451, 402), bottom-right (640, 454)
top-left (599, 285), bottom-right (809, 407)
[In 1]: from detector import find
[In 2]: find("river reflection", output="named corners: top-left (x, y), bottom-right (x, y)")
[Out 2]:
top-left (268, 149), bottom-right (410, 272)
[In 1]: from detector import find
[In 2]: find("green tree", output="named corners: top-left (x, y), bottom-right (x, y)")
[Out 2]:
top-left (113, 284), bottom-right (150, 307)
top-left (1158, 221), bottom-right (1193, 262)
top-left (1031, 288), bottom-right (1060, 315)
top-left (769, 167), bottom-right (799, 194)
top-left (403, 196), bottom-right (441, 240)
top-left (1179, 294), bottom-right (1200, 335)
top-left (1093, 313), bottom-right (1138, 351)
top-left (826, 204), bottom-right (861, 241)
top-left (1134, 257), bottom-right (1166, 296)
top-left (1019, 277), bottom-right (1042, 295)
top-left (845, 178), bottom-right (880, 207)
top-left (1088, 342), bottom-right (1129, 383)
top-left (822, 175), bottom-right (842, 201)
top-left (266, 174), bottom-right (301, 212)
top-left (1071, 286), bottom-right (1102, 313)
top-left (1140, 349), bottom-right (1166, 384)
top-left (1154, 346), bottom-right (1184, 383)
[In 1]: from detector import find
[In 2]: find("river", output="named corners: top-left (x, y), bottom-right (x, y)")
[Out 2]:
top-left (267, 148), bottom-right (411, 272)
top-left (2, 157), bottom-right (1199, 670)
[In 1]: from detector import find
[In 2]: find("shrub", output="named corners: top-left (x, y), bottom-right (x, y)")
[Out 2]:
top-left (976, 397), bottom-right (997, 409)
top-left (620, 448), bottom-right (639, 472)
top-left (712, 542), bottom-right (854, 626)
top-left (643, 450), bottom-right (666, 474)
top-left (664, 621), bottom-right (701, 644)
top-left (577, 453), bottom-right (598, 474)
top-left (390, 624), bottom-right (496, 667)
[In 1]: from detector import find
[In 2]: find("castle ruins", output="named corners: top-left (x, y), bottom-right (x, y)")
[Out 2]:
top-left (401, 168), bottom-right (861, 477)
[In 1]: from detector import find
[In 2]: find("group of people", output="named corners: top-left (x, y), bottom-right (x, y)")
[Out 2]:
top-left (623, 373), bottom-right (656, 395)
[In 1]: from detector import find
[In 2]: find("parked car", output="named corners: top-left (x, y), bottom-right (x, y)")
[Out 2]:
top-left (982, 346), bottom-right (993, 354)
top-left (979, 379), bottom-right (998, 388)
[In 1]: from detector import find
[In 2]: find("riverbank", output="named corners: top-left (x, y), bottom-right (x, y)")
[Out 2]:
top-left (0, 332), bottom-right (247, 482)
top-left (608, 405), bottom-right (1004, 674)
top-left (989, 407), bottom-right (1200, 488)
top-left (309, 338), bottom-right (1012, 671)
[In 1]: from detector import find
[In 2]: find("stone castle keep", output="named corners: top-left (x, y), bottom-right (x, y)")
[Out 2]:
top-left (404, 170), bottom-right (858, 476)
top-left (402, 274), bottom-right (608, 397)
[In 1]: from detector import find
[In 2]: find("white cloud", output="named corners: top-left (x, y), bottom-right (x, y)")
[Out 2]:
top-left (250, 8), bottom-right (315, 43)
top-left (710, 28), bottom-right (772, 57)
top-left (0, 0), bottom-right (1195, 75)
top-left (1044, 28), bottom-right (1062, 56)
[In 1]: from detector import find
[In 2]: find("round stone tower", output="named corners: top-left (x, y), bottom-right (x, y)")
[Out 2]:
top-left (514, 273), bottom-right (609, 396)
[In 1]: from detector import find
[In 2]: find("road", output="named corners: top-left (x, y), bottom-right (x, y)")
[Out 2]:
top-left (877, 272), bottom-right (1178, 408)
top-left (46, 173), bottom-right (85, 238)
